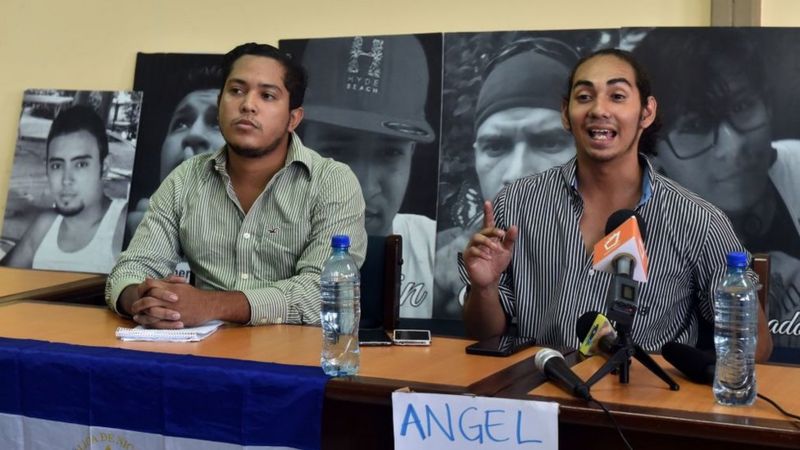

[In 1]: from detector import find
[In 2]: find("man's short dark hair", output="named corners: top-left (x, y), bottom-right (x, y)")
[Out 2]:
top-left (632, 28), bottom-right (767, 134)
top-left (563, 48), bottom-right (661, 155)
top-left (176, 65), bottom-right (224, 105)
top-left (220, 43), bottom-right (308, 110)
top-left (46, 104), bottom-right (109, 164)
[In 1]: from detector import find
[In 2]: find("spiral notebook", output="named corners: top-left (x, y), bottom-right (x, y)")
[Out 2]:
top-left (115, 320), bottom-right (224, 342)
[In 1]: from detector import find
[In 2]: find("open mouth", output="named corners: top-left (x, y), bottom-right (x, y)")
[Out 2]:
top-left (588, 128), bottom-right (617, 140)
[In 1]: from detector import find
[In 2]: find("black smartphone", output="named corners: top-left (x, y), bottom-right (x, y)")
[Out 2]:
top-left (359, 328), bottom-right (393, 346)
top-left (465, 335), bottom-right (536, 357)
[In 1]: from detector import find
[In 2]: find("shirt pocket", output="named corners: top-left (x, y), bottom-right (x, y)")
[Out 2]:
top-left (253, 216), bottom-right (311, 280)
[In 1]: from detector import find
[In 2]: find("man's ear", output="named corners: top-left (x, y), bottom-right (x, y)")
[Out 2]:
top-left (561, 99), bottom-right (571, 131)
top-left (288, 107), bottom-right (304, 133)
top-left (102, 157), bottom-right (110, 177)
top-left (640, 96), bottom-right (657, 128)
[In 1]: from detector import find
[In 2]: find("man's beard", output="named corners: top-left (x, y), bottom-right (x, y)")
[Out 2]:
top-left (55, 201), bottom-right (84, 217)
top-left (228, 134), bottom-right (285, 159)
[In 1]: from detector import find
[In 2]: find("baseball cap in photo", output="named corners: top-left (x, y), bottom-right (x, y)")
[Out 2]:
top-left (301, 35), bottom-right (435, 143)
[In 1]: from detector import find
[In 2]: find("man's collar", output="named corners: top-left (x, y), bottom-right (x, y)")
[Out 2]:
top-left (285, 132), bottom-right (313, 173)
top-left (561, 154), bottom-right (655, 207)
top-left (639, 156), bottom-right (655, 207)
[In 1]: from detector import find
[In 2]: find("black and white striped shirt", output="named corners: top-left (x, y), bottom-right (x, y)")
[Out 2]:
top-left (107, 134), bottom-right (367, 326)
top-left (461, 156), bottom-right (750, 352)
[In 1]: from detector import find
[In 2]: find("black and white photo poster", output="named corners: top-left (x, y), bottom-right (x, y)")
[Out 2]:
top-left (433, 30), bottom-right (618, 320)
top-left (632, 27), bottom-right (800, 362)
top-left (281, 34), bottom-right (442, 320)
top-left (1, 89), bottom-right (142, 274)
top-left (126, 53), bottom-right (224, 245)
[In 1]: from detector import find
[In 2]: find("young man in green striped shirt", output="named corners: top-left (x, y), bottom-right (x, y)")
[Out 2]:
top-left (106, 43), bottom-right (367, 329)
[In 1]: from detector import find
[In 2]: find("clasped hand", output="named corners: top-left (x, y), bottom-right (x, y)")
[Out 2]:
top-left (463, 201), bottom-right (519, 288)
top-left (130, 275), bottom-right (209, 329)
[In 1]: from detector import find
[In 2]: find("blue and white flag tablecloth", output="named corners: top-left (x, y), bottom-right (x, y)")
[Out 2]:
top-left (0, 337), bottom-right (327, 449)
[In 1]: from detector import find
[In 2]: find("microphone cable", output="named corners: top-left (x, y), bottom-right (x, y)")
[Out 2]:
top-left (757, 393), bottom-right (800, 422)
top-left (661, 342), bottom-right (800, 423)
top-left (586, 392), bottom-right (799, 450)
top-left (588, 395), bottom-right (634, 450)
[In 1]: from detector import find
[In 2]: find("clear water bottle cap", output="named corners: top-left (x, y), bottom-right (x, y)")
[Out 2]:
top-left (725, 251), bottom-right (748, 268)
top-left (331, 235), bottom-right (350, 249)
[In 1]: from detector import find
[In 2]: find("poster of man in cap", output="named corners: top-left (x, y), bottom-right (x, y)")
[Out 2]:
top-left (281, 34), bottom-right (442, 321)
top-left (433, 30), bottom-right (617, 320)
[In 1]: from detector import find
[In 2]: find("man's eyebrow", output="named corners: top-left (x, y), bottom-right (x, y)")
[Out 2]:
top-left (48, 154), bottom-right (92, 162)
top-left (571, 80), bottom-right (594, 92)
top-left (572, 78), bottom-right (633, 90)
top-left (258, 83), bottom-right (282, 91)
top-left (227, 78), bottom-right (284, 93)
top-left (607, 77), bottom-right (633, 88)
top-left (172, 103), bottom-right (194, 116)
top-left (475, 133), bottom-right (511, 141)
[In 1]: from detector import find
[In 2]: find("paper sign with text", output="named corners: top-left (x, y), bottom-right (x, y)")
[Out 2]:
top-left (392, 392), bottom-right (558, 450)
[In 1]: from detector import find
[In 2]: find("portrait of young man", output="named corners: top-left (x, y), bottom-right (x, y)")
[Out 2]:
top-left (106, 43), bottom-right (366, 329)
top-left (433, 31), bottom-right (607, 320)
top-left (281, 34), bottom-right (441, 320)
top-left (2, 93), bottom-right (139, 274)
top-left (633, 27), bottom-right (800, 361)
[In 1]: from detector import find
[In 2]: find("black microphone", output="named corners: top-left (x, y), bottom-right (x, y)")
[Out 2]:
top-left (534, 348), bottom-right (592, 401)
top-left (575, 311), bottom-right (617, 356)
top-left (661, 342), bottom-right (715, 385)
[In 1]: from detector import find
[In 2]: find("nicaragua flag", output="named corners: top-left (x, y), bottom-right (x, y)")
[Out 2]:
top-left (0, 338), bottom-right (327, 449)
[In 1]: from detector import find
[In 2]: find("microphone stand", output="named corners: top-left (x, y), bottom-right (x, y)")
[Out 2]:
top-left (584, 321), bottom-right (680, 390)
top-left (586, 260), bottom-right (680, 391)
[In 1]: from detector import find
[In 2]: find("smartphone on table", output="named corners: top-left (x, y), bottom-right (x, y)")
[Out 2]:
top-left (465, 335), bottom-right (536, 357)
top-left (392, 329), bottom-right (431, 346)
top-left (359, 328), bottom-right (393, 346)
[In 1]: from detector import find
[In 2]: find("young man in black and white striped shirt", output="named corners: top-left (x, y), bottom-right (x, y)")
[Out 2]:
top-left (461, 49), bottom-right (773, 361)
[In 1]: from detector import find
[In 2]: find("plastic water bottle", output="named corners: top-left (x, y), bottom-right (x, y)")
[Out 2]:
top-left (713, 251), bottom-right (758, 406)
top-left (320, 235), bottom-right (361, 376)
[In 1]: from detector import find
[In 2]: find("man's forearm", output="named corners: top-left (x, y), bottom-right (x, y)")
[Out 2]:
top-left (206, 290), bottom-right (251, 324)
top-left (463, 284), bottom-right (507, 340)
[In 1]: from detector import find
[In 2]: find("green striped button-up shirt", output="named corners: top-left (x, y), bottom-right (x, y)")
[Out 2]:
top-left (106, 133), bottom-right (366, 325)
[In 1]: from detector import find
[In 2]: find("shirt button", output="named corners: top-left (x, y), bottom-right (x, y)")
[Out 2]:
top-left (275, 317), bottom-right (283, 324)
top-left (243, 232), bottom-right (251, 239)
top-left (241, 273), bottom-right (249, 280)
top-left (588, 269), bottom-right (595, 276)
top-left (259, 318), bottom-right (269, 325)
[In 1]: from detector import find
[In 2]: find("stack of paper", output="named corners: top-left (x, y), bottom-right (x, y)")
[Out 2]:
top-left (115, 320), bottom-right (224, 342)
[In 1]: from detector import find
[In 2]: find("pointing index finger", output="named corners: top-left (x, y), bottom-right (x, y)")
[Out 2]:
top-left (482, 200), bottom-right (496, 229)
